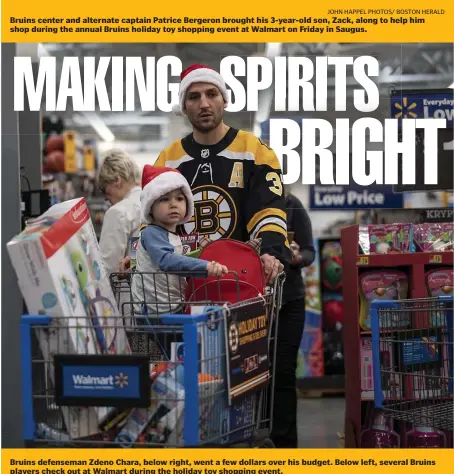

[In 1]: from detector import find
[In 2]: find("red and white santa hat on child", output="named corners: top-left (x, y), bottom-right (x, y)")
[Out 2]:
top-left (140, 164), bottom-right (194, 224)
top-left (172, 64), bottom-right (229, 116)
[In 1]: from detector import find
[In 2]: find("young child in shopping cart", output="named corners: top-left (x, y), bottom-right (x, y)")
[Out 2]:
top-left (130, 164), bottom-right (228, 324)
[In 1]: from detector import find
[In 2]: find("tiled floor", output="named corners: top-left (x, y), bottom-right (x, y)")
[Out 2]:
top-left (297, 396), bottom-right (345, 448)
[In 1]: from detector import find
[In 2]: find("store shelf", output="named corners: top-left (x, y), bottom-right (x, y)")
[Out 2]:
top-left (341, 224), bottom-right (454, 449)
top-left (356, 252), bottom-right (453, 267)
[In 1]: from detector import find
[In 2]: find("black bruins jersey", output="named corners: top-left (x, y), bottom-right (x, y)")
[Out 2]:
top-left (154, 127), bottom-right (291, 265)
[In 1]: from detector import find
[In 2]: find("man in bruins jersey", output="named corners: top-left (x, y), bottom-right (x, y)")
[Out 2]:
top-left (156, 63), bottom-right (290, 283)
top-left (118, 64), bottom-right (298, 447)
top-left (154, 64), bottom-right (302, 448)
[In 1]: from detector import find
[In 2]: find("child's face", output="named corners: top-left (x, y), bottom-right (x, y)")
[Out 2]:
top-left (151, 188), bottom-right (187, 229)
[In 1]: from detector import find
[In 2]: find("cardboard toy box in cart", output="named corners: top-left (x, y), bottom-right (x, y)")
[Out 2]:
top-left (7, 197), bottom-right (131, 439)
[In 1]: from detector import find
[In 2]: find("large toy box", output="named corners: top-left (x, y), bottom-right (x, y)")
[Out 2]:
top-left (7, 197), bottom-right (131, 438)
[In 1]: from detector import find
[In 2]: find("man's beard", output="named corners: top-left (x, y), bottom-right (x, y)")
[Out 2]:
top-left (190, 111), bottom-right (223, 134)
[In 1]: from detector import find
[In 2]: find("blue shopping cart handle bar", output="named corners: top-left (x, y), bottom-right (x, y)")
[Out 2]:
top-left (370, 295), bottom-right (453, 310)
top-left (160, 313), bottom-right (208, 325)
top-left (20, 314), bottom-right (52, 326)
top-left (161, 306), bottom-right (222, 326)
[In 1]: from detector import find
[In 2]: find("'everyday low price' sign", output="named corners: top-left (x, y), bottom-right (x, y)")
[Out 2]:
top-left (309, 184), bottom-right (403, 210)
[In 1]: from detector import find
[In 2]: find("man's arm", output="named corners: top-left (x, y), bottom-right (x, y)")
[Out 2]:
top-left (288, 195), bottom-right (315, 268)
top-left (245, 139), bottom-right (291, 268)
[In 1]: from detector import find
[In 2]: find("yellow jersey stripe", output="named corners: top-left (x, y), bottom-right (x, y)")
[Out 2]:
top-left (225, 130), bottom-right (281, 170)
top-left (255, 148), bottom-right (282, 169)
top-left (155, 142), bottom-right (187, 167)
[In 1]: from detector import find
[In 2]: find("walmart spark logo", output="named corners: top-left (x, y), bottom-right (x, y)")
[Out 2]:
top-left (393, 97), bottom-right (418, 118)
top-left (115, 372), bottom-right (128, 388)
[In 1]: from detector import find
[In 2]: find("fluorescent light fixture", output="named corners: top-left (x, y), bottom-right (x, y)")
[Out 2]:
top-left (83, 112), bottom-right (115, 142)
top-left (264, 43), bottom-right (282, 59)
top-left (38, 44), bottom-right (50, 57)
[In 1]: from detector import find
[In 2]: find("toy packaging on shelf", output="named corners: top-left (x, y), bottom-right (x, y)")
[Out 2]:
top-left (359, 271), bottom-right (409, 331)
top-left (364, 222), bottom-right (453, 255)
top-left (397, 327), bottom-right (451, 400)
top-left (7, 197), bottom-right (131, 438)
top-left (426, 268), bottom-right (453, 327)
top-left (414, 223), bottom-right (453, 252)
top-left (360, 338), bottom-right (402, 401)
top-left (368, 224), bottom-right (414, 254)
top-left (426, 268), bottom-right (454, 298)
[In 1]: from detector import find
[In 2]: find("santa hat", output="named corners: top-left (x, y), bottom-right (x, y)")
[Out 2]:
top-left (172, 64), bottom-right (229, 116)
top-left (140, 165), bottom-right (194, 224)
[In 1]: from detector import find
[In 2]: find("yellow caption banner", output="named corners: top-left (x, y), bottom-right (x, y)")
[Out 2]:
top-left (2, 0), bottom-right (453, 42)
top-left (3, 449), bottom-right (454, 473)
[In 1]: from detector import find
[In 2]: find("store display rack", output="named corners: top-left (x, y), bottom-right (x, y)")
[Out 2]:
top-left (297, 238), bottom-right (345, 397)
top-left (341, 224), bottom-right (453, 448)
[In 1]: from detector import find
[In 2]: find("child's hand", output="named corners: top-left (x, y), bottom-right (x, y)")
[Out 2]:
top-left (207, 261), bottom-right (228, 277)
top-left (118, 256), bottom-right (131, 273)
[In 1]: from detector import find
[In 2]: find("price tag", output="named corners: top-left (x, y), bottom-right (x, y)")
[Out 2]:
top-left (64, 131), bottom-right (78, 174)
top-left (357, 256), bottom-right (369, 266)
top-left (83, 145), bottom-right (95, 171)
top-left (429, 254), bottom-right (442, 264)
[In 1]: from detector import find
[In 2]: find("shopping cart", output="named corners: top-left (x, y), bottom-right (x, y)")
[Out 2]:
top-left (370, 296), bottom-right (453, 432)
top-left (20, 269), bottom-right (285, 448)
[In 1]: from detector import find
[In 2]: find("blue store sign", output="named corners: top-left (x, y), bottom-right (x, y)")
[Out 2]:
top-left (390, 89), bottom-right (453, 126)
top-left (309, 184), bottom-right (403, 210)
top-left (390, 89), bottom-right (453, 192)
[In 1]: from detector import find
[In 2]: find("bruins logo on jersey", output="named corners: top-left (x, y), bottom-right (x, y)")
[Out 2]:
top-left (183, 185), bottom-right (238, 241)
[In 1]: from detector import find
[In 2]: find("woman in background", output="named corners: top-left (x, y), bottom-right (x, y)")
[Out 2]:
top-left (98, 149), bottom-right (142, 277)
top-left (272, 188), bottom-right (315, 448)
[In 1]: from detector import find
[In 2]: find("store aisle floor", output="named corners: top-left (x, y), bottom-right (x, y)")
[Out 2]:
top-left (297, 396), bottom-right (345, 448)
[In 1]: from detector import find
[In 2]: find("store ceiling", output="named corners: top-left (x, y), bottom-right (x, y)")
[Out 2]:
top-left (35, 42), bottom-right (453, 145)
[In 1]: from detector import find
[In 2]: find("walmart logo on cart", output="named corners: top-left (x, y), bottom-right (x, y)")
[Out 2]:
top-left (72, 372), bottom-right (128, 390)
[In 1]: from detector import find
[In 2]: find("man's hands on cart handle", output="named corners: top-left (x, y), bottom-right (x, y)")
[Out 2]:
top-left (260, 254), bottom-right (284, 284)
top-left (119, 254), bottom-right (282, 284)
